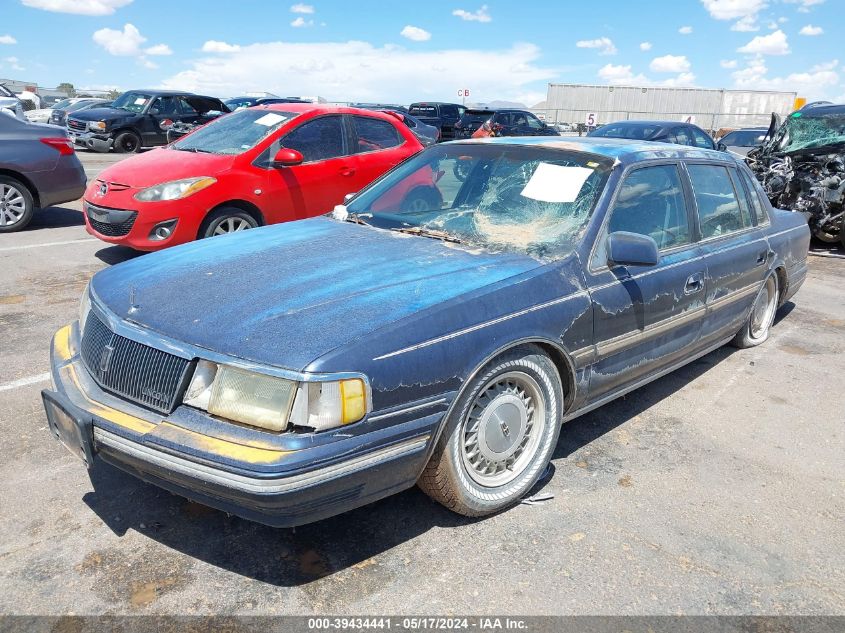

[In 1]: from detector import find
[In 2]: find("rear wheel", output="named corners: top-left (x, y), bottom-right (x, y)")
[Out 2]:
top-left (199, 207), bottom-right (259, 239)
top-left (0, 176), bottom-right (35, 233)
top-left (113, 131), bottom-right (141, 154)
top-left (732, 274), bottom-right (779, 348)
top-left (419, 345), bottom-right (562, 517)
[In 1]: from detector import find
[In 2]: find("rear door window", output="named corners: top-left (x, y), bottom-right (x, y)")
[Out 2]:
top-left (687, 164), bottom-right (751, 238)
top-left (282, 115), bottom-right (347, 162)
top-left (668, 127), bottom-right (692, 146)
top-left (440, 105), bottom-right (459, 119)
top-left (525, 113), bottom-right (545, 130)
top-left (352, 115), bottom-right (402, 152)
top-left (739, 168), bottom-right (770, 225)
top-left (606, 164), bottom-right (691, 251)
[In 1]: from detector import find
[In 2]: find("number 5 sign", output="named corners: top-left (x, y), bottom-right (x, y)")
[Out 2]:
top-left (585, 112), bottom-right (597, 127)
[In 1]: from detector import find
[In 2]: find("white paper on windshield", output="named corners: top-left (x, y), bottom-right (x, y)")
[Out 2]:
top-left (134, 97), bottom-right (147, 105)
top-left (254, 113), bottom-right (286, 127)
top-left (521, 163), bottom-right (594, 203)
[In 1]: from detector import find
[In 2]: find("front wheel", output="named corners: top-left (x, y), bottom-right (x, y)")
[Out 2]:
top-left (732, 274), bottom-right (779, 348)
top-left (199, 207), bottom-right (259, 239)
top-left (419, 345), bottom-right (562, 517)
top-left (113, 131), bottom-right (141, 154)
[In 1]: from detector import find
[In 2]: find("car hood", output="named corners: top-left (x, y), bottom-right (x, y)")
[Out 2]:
top-left (70, 106), bottom-right (133, 122)
top-left (91, 218), bottom-right (543, 371)
top-left (95, 147), bottom-right (236, 187)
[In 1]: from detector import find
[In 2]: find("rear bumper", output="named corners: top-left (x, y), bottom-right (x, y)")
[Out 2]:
top-left (44, 324), bottom-right (438, 527)
top-left (29, 159), bottom-right (87, 208)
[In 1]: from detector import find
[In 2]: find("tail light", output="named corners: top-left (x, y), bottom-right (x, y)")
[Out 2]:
top-left (40, 138), bottom-right (75, 155)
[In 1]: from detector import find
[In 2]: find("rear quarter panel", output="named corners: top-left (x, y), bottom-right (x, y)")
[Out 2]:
top-left (766, 207), bottom-right (810, 303)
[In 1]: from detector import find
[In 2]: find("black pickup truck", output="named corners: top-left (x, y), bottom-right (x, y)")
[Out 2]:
top-left (407, 102), bottom-right (465, 141)
top-left (66, 89), bottom-right (228, 153)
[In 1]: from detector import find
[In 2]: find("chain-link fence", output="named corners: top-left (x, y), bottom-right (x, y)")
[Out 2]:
top-left (530, 109), bottom-right (774, 136)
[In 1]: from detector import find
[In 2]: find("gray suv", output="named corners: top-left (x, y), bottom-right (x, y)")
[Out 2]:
top-left (0, 115), bottom-right (86, 232)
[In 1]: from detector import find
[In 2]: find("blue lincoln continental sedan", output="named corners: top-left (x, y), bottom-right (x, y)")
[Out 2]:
top-left (42, 137), bottom-right (809, 526)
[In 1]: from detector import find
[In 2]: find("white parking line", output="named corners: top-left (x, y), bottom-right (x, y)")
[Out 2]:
top-left (0, 372), bottom-right (51, 393)
top-left (0, 238), bottom-right (96, 253)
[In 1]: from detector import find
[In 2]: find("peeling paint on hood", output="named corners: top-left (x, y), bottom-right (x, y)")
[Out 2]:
top-left (91, 217), bottom-right (543, 370)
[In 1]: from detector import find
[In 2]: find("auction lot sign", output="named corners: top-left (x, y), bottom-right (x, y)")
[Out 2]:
top-left (1, 616), bottom-right (842, 633)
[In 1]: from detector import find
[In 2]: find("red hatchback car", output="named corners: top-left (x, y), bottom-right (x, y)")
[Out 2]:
top-left (82, 104), bottom-right (425, 250)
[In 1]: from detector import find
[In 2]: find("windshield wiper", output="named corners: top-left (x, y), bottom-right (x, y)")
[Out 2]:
top-left (393, 226), bottom-right (462, 243)
top-left (345, 212), bottom-right (372, 226)
top-left (175, 147), bottom-right (215, 154)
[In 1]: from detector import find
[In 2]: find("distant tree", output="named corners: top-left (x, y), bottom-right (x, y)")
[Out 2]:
top-left (107, 89), bottom-right (121, 100)
top-left (56, 82), bottom-right (76, 97)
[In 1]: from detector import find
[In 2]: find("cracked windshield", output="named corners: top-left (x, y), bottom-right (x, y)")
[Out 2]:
top-left (346, 144), bottom-right (611, 258)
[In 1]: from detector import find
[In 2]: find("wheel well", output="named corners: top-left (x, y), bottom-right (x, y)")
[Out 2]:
top-left (0, 168), bottom-right (39, 208)
top-left (533, 341), bottom-right (577, 411)
top-left (198, 200), bottom-right (265, 237)
top-left (774, 266), bottom-right (788, 307)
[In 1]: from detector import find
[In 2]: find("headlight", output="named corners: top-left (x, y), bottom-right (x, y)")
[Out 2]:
top-left (183, 361), bottom-right (369, 433)
top-left (134, 177), bottom-right (216, 202)
top-left (88, 121), bottom-right (106, 131)
top-left (79, 282), bottom-right (91, 333)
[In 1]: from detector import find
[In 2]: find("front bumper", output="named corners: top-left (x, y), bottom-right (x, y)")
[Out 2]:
top-left (44, 323), bottom-right (438, 527)
top-left (68, 130), bottom-right (114, 153)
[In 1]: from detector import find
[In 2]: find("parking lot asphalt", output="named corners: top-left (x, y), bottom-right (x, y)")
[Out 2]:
top-left (0, 151), bottom-right (843, 616)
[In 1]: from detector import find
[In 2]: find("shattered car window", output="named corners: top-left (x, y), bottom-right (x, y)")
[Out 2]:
top-left (345, 144), bottom-right (612, 259)
top-left (774, 111), bottom-right (845, 153)
top-left (171, 109), bottom-right (298, 155)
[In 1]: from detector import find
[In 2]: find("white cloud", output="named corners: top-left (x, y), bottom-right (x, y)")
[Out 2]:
top-left (400, 25), bottom-right (431, 42)
top-left (144, 43), bottom-right (172, 56)
top-left (161, 40), bottom-right (554, 105)
top-left (731, 15), bottom-right (759, 31)
top-left (452, 5), bottom-right (491, 22)
top-left (92, 22), bottom-right (171, 71)
top-left (662, 72), bottom-right (696, 87)
top-left (799, 24), bottom-right (823, 35)
top-left (21, 0), bottom-right (132, 15)
top-left (92, 23), bottom-right (146, 56)
top-left (4, 56), bottom-right (24, 71)
top-left (290, 16), bottom-right (314, 27)
top-left (679, 25), bottom-right (693, 34)
top-left (639, 41), bottom-right (652, 51)
top-left (201, 40), bottom-right (241, 53)
top-left (597, 63), bottom-right (649, 85)
top-left (783, 0), bottom-right (824, 12)
top-left (650, 54), bottom-right (691, 73)
top-left (700, 0), bottom-right (767, 20)
top-left (290, 3), bottom-right (314, 12)
top-left (0, 34), bottom-right (17, 45)
top-left (732, 57), bottom-right (838, 98)
top-left (720, 59), bottom-right (738, 68)
top-left (575, 37), bottom-right (617, 55)
top-left (737, 29), bottom-right (789, 55)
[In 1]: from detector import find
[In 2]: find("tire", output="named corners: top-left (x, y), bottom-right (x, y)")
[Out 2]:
top-left (401, 186), bottom-right (443, 213)
top-left (732, 273), bottom-right (779, 348)
top-left (0, 176), bottom-right (35, 233)
top-left (199, 207), bottom-right (259, 239)
top-left (113, 131), bottom-right (141, 154)
top-left (419, 345), bottom-right (563, 517)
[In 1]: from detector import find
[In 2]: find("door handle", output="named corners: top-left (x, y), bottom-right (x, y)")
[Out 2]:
top-left (684, 273), bottom-right (704, 295)
top-left (755, 250), bottom-right (770, 265)
top-left (340, 167), bottom-right (356, 177)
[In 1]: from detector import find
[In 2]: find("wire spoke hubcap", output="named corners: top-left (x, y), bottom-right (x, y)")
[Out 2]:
top-left (461, 371), bottom-right (546, 487)
top-left (751, 277), bottom-right (777, 339)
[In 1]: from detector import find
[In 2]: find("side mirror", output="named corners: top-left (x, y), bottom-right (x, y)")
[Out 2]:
top-left (716, 141), bottom-right (728, 152)
top-left (606, 231), bottom-right (660, 267)
top-left (272, 147), bottom-right (303, 167)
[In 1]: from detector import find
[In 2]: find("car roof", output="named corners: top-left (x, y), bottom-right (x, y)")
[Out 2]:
top-left (447, 136), bottom-right (736, 163)
top-left (790, 103), bottom-right (845, 116)
top-left (125, 89), bottom-right (198, 96)
top-left (409, 102), bottom-right (462, 107)
top-left (254, 102), bottom-right (405, 120)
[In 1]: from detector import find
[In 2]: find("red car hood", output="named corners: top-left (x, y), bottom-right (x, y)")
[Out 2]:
top-left (97, 148), bottom-right (237, 188)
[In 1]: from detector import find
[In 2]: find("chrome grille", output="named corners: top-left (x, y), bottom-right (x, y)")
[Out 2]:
top-left (81, 312), bottom-right (191, 414)
top-left (67, 118), bottom-right (87, 132)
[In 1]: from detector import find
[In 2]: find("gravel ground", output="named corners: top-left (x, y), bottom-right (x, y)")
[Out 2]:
top-left (0, 151), bottom-right (842, 616)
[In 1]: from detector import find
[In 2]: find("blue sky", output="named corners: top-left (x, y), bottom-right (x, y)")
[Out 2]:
top-left (0, 0), bottom-right (840, 105)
